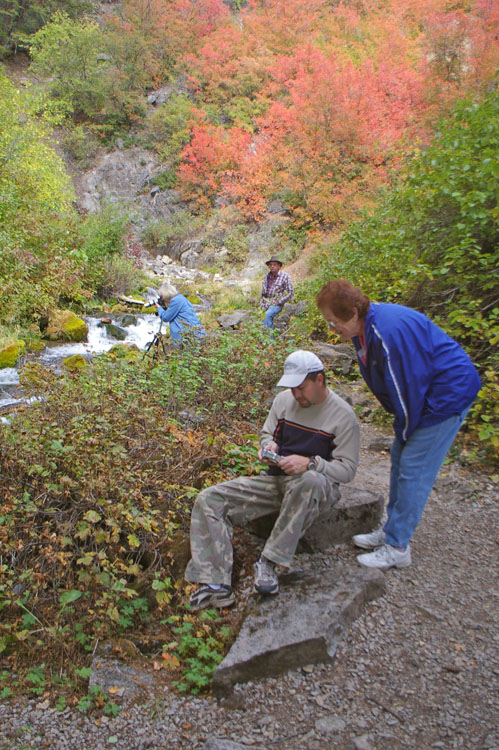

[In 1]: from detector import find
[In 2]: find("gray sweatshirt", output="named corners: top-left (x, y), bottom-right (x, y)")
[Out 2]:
top-left (260, 388), bottom-right (360, 484)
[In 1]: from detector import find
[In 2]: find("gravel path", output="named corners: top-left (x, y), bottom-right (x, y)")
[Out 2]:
top-left (0, 425), bottom-right (497, 750)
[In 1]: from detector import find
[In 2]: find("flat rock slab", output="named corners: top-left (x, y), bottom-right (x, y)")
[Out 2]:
top-left (246, 485), bottom-right (384, 550)
top-left (212, 564), bottom-right (385, 694)
top-left (89, 657), bottom-right (156, 703)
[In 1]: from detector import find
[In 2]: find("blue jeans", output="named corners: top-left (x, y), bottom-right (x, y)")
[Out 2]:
top-left (263, 305), bottom-right (282, 329)
top-left (384, 407), bottom-right (471, 549)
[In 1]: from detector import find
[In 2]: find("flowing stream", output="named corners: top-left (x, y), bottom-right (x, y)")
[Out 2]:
top-left (0, 314), bottom-right (163, 412)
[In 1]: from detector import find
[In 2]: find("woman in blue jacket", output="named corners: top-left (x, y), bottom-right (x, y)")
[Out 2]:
top-left (155, 282), bottom-right (206, 346)
top-left (317, 280), bottom-right (481, 570)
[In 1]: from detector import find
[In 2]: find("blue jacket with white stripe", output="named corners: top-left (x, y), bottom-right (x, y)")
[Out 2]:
top-left (157, 294), bottom-right (205, 345)
top-left (352, 303), bottom-right (481, 443)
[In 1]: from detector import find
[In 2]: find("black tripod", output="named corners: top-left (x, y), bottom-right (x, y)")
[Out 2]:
top-left (142, 323), bottom-right (168, 361)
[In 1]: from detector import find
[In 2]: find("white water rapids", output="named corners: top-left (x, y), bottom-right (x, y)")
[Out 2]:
top-left (0, 314), bottom-right (163, 411)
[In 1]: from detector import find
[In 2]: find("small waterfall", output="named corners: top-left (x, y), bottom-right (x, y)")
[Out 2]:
top-left (0, 314), bottom-right (164, 412)
top-left (38, 314), bottom-right (162, 365)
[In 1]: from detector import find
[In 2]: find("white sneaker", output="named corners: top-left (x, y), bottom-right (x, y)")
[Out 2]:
top-left (353, 528), bottom-right (386, 549)
top-left (357, 543), bottom-right (411, 570)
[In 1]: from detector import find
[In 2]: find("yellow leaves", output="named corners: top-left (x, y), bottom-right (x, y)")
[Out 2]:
top-left (74, 524), bottom-right (92, 541)
top-left (155, 590), bottom-right (172, 607)
top-left (127, 533), bottom-right (140, 548)
top-left (15, 630), bottom-right (31, 641)
top-left (125, 563), bottom-right (141, 577)
top-left (76, 554), bottom-right (94, 567)
top-left (106, 606), bottom-right (120, 622)
top-left (83, 510), bottom-right (102, 523)
top-left (94, 529), bottom-right (110, 544)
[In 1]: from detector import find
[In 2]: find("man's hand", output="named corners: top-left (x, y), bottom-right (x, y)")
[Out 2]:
top-left (258, 442), bottom-right (279, 463)
top-left (278, 454), bottom-right (310, 475)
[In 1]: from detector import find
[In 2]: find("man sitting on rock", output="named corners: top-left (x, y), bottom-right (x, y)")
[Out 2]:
top-left (185, 350), bottom-right (360, 610)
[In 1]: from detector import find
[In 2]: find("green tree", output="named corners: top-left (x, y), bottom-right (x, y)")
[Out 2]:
top-left (29, 11), bottom-right (110, 120)
top-left (29, 11), bottom-right (147, 133)
top-left (0, 69), bottom-right (84, 325)
top-left (0, 0), bottom-right (93, 56)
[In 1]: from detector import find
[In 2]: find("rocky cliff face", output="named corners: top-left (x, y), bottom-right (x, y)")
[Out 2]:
top-left (75, 142), bottom-right (293, 282)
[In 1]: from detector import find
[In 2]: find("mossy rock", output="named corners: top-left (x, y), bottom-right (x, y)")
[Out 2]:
top-left (187, 294), bottom-right (202, 305)
top-left (45, 311), bottom-right (88, 342)
top-left (0, 340), bottom-right (26, 368)
top-left (26, 340), bottom-right (45, 353)
top-left (107, 344), bottom-right (140, 361)
top-left (62, 354), bottom-right (87, 372)
top-left (121, 315), bottom-right (137, 327)
top-left (105, 323), bottom-right (127, 341)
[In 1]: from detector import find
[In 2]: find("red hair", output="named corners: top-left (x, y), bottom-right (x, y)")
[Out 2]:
top-left (316, 280), bottom-right (370, 321)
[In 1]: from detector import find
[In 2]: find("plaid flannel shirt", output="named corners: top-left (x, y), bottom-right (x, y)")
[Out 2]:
top-left (260, 270), bottom-right (294, 310)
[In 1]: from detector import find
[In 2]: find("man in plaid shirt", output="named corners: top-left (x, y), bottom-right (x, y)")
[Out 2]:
top-left (260, 256), bottom-right (294, 330)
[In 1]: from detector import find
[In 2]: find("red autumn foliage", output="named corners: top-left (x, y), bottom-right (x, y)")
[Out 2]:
top-left (110, 0), bottom-right (499, 223)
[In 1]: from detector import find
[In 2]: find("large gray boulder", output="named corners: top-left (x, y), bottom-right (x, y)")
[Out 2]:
top-left (313, 342), bottom-right (357, 375)
top-left (246, 485), bottom-right (384, 551)
top-left (217, 311), bottom-right (249, 329)
top-left (212, 565), bottom-right (385, 694)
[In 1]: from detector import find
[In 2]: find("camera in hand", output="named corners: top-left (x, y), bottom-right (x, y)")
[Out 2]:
top-left (261, 447), bottom-right (281, 464)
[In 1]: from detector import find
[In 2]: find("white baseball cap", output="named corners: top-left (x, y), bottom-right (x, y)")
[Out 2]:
top-left (277, 350), bottom-right (324, 388)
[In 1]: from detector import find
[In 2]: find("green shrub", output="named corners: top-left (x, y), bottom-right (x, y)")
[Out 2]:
top-left (146, 94), bottom-right (193, 164)
top-left (141, 210), bottom-right (203, 253)
top-left (150, 169), bottom-right (178, 190)
top-left (95, 255), bottom-right (145, 299)
top-left (80, 204), bottom-right (129, 262)
top-left (63, 124), bottom-right (100, 166)
top-left (310, 89), bottom-right (499, 461)
top-left (0, 323), bottom-right (306, 699)
top-left (0, 71), bottom-right (86, 326)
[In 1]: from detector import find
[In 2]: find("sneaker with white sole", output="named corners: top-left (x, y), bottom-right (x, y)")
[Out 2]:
top-left (357, 543), bottom-right (411, 570)
top-left (188, 584), bottom-right (235, 611)
top-left (253, 557), bottom-right (279, 595)
top-left (353, 528), bottom-right (386, 549)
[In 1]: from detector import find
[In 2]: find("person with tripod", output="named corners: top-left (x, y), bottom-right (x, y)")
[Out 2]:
top-left (154, 282), bottom-right (206, 346)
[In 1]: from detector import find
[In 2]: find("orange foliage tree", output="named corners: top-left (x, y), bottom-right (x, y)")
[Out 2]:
top-left (123, 0), bottom-right (498, 223)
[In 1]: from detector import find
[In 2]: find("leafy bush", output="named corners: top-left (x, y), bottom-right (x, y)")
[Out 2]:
top-left (163, 610), bottom-right (230, 694)
top-left (95, 254), bottom-right (145, 299)
top-left (145, 94), bottom-right (194, 164)
top-left (150, 169), bottom-right (178, 190)
top-left (310, 89), bottom-right (499, 460)
top-left (79, 204), bottom-right (136, 297)
top-left (147, 322), bottom-right (294, 426)
top-left (29, 11), bottom-right (146, 134)
top-left (29, 12), bottom-right (111, 120)
top-left (141, 210), bottom-right (203, 254)
top-left (0, 324), bottom-right (302, 698)
top-left (0, 0), bottom-right (92, 56)
top-left (63, 124), bottom-right (100, 166)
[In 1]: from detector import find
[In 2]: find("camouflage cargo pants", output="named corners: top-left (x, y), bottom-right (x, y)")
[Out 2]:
top-left (185, 471), bottom-right (340, 586)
